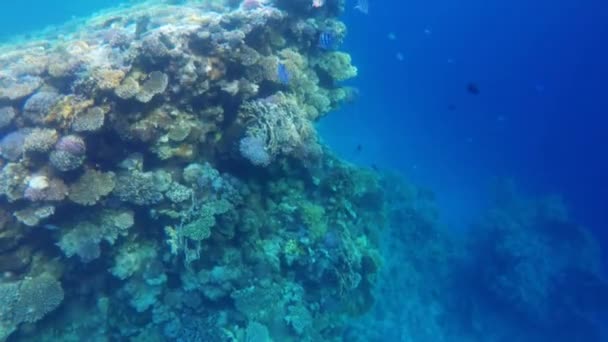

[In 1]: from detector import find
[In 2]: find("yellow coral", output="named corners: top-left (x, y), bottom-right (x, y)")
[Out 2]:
top-left (46, 96), bottom-right (94, 128)
top-left (92, 68), bottom-right (126, 90)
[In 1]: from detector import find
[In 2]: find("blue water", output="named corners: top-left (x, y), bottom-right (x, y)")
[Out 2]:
top-left (323, 0), bottom-right (608, 247)
top-left (0, 1), bottom-right (125, 41)
top-left (1, 0), bottom-right (607, 340)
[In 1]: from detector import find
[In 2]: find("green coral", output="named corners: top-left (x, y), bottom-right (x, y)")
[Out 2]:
top-left (180, 198), bottom-right (232, 241)
top-left (299, 201), bottom-right (328, 239)
top-left (0, 273), bottom-right (64, 338)
top-left (315, 52), bottom-right (358, 82)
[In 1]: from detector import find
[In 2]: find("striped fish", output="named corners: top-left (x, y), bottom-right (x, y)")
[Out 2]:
top-left (318, 31), bottom-right (335, 50)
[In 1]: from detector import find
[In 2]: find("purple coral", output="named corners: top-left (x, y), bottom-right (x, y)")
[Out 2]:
top-left (50, 135), bottom-right (86, 171)
top-left (55, 135), bottom-right (86, 155)
top-left (239, 135), bottom-right (271, 166)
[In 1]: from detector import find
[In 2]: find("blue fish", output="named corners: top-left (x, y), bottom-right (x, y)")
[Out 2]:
top-left (277, 62), bottom-right (290, 85)
top-left (318, 31), bottom-right (335, 50)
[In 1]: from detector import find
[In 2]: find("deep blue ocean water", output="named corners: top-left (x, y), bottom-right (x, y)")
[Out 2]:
top-left (1, 0), bottom-right (607, 340)
top-left (321, 0), bottom-right (608, 254)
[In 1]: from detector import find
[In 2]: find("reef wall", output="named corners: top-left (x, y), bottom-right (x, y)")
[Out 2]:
top-left (0, 0), bottom-right (380, 341)
top-left (1, 1), bottom-right (607, 341)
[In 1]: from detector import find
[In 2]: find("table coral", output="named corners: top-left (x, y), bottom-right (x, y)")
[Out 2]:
top-left (68, 169), bottom-right (116, 205)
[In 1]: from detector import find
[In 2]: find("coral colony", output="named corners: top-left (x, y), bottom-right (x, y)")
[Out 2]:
top-left (0, 0), bottom-right (364, 340)
top-left (0, 1), bottom-right (606, 341)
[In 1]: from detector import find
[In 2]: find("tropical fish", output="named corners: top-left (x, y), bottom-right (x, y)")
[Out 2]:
top-left (277, 63), bottom-right (290, 85)
top-left (354, 0), bottom-right (368, 14)
top-left (318, 31), bottom-right (335, 50)
top-left (312, 0), bottom-right (325, 8)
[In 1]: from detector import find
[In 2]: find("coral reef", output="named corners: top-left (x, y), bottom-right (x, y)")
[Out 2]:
top-left (0, 274), bottom-right (64, 341)
top-left (0, 0), bottom-right (373, 341)
top-left (0, 1), bottom-right (604, 342)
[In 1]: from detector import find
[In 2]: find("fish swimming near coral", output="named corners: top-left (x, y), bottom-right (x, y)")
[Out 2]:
top-left (277, 62), bottom-right (290, 85)
top-left (354, 0), bottom-right (369, 14)
top-left (318, 31), bottom-right (336, 50)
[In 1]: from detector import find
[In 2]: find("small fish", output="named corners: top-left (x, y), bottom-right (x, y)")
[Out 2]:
top-left (387, 32), bottom-right (396, 40)
top-left (354, 0), bottom-right (368, 14)
top-left (42, 224), bottom-right (60, 231)
top-left (467, 82), bottom-right (480, 95)
top-left (355, 144), bottom-right (363, 153)
top-left (396, 52), bottom-right (404, 61)
top-left (277, 63), bottom-right (290, 85)
top-left (371, 164), bottom-right (379, 171)
top-left (318, 31), bottom-right (335, 50)
top-left (424, 27), bottom-right (432, 35)
top-left (312, 0), bottom-right (325, 8)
